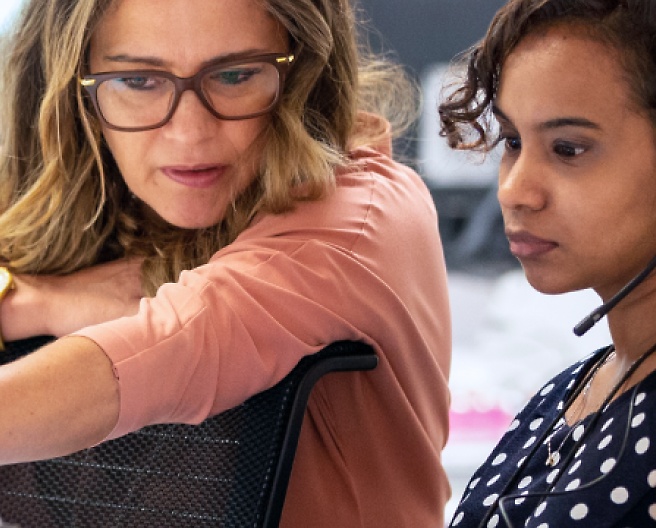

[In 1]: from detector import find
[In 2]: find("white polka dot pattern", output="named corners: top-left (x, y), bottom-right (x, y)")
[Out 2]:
top-left (448, 349), bottom-right (656, 527)
top-left (570, 503), bottom-right (588, 520)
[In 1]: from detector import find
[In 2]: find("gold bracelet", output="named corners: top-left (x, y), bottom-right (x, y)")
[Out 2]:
top-left (0, 267), bottom-right (15, 351)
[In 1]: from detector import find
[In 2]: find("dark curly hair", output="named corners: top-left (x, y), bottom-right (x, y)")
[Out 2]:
top-left (438, 0), bottom-right (656, 152)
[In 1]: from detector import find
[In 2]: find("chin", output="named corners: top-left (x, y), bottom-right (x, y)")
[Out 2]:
top-left (157, 209), bottom-right (226, 230)
top-left (169, 218), bottom-right (222, 230)
top-left (133, 197), bottom-right (226, 230)
top-left (522, 267), bottom-right (577, 296)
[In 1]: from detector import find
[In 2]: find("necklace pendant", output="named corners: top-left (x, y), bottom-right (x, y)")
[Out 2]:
top-left (546, 453), bottom-right (557, 467)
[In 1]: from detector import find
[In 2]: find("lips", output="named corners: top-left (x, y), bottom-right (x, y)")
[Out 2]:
top-left (161, 165), bottom-right (227, 189)
top-left (506, 231), bottom-right (558, 258)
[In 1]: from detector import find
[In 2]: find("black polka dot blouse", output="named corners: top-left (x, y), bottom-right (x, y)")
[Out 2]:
top-left (448, 347), bottom-right (656, 528)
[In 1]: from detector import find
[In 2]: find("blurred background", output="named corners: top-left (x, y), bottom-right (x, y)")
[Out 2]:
top-left (0, 1), bottom-right (614, 524)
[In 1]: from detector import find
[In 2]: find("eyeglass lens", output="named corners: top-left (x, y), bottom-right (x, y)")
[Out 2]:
top-left (95, 60), bottom-right (281, 129)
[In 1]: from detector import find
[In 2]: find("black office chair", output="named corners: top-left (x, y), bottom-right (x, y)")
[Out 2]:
top-left (0, 336), bottom-right (377, 527)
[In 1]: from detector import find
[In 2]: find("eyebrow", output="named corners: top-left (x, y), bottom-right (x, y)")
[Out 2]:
top-left (102, 48), bottom-right (271, 70)
top-left (492, 104), bottom-right (601, 131)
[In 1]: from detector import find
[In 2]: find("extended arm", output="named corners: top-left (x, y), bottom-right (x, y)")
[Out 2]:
top-left (0, 336), bottom-right (119, 464)
top-left (0, 259), bottom-right (144, 340)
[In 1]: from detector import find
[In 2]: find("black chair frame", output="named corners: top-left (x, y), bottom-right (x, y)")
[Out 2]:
top-left (0, 337), bottom-right (377, 528)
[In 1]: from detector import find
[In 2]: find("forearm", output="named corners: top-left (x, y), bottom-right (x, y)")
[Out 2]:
top-left (1, 260), bottom-right (143, 340)
top-left (1, 274), bottom-right (53, 339)
top-left (0, 336), bottom-right (119, 464)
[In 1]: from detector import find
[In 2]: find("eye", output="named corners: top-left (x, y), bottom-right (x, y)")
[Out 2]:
top-left (497, 122), bottom-right (521, 154)
top-left (502, 135), bottom-right (521, 153)
top-left (111, 75), bottom-right (164, 91)
top-left (213, 67), bottom-right (261, 86)
top-left (553, 141), bottom-right (586, 158)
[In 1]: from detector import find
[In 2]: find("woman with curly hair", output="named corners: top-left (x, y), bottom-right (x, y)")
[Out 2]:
top-left (441, 0), bottom-right (656, 526)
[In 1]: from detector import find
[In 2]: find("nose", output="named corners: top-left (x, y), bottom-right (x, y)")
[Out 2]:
top-left (497, 151), bottom-right (547, 213)
top-left (162, 89), bottom-right (219, 142)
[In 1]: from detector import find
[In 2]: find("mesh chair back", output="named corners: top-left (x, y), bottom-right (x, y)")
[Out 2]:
top-left (0, 337), bottom-right (377, 528)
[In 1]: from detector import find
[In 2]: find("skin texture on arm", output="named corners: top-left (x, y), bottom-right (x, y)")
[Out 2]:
top-left (0, 335), bottom-right (119, 464)
top-left (0, 259), bottom-right (143, 340)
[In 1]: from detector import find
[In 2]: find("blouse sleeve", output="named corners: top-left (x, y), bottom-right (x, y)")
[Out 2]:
top-left (75, 142), bottom-right (449, 443)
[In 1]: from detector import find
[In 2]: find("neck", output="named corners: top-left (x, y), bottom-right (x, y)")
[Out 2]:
top-left (599, 285), bottom-right (656, 393)
top-left (605, 284), bottom-right (656, 358)
top-left (586, 271), bottom-right (656, 391)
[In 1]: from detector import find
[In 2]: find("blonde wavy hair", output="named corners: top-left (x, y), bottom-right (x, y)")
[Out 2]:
top-left (0, 0), bottom-right (418, 295)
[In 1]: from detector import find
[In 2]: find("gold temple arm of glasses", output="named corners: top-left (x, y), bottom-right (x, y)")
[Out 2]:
top-left (80, 78), bottom-right (96, 87)
top-left (277, 54), bottom-right (295, 65)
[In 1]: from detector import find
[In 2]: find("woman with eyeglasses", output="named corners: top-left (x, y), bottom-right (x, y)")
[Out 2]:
top-left (0, 0), bottom-right (452, 526)
top-left (440, 0), bottom-right (656, 526)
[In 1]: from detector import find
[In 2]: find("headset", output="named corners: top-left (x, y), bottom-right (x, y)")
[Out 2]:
top-left (573, 254), bottom-right (656, 336)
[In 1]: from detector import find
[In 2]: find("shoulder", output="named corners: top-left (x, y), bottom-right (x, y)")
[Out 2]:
top-left (507, 350), bottom-right (607, 432)
top-left (463, 350), bottom-right (605, 484)
top-left (229, 143), bottom-right (437, 263)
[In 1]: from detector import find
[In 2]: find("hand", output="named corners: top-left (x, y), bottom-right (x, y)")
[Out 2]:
top-left (1, 259), bottom-right (144, 339)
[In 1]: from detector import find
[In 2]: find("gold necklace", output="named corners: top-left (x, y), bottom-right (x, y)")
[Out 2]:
top-left (545, 346), bottom-right (616, 467)
top-left (485, 340), bottom-right (656, 528)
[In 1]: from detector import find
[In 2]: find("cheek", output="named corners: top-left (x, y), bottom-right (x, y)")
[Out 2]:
top-left (103, 128), bottom-right (135, 162)
top-left (229, 118), bottom-right (269, 180)
top-left (102, 130), bottom-right (149, 190)
top-left (229, 116), bottom-right (270, 153)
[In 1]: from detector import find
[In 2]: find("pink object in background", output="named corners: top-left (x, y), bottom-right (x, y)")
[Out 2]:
top-left (449, 407), bottom-right (513, 442)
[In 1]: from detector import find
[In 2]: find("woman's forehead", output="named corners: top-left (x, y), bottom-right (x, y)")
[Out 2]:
top-left (497, 26), bottom-right (642, 131)
top-left (91, 0), bottom-right (288, 74)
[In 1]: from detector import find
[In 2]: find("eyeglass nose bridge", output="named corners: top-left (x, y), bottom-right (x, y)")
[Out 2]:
top-left (163, 73), bottom-right (221, 124)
